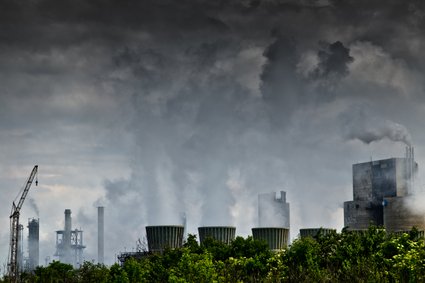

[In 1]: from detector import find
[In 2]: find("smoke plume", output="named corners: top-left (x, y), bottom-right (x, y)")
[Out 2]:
top-left (341, 106), bottom-right (412, 146)
top-left (28, 198), bottom-right (39, 217)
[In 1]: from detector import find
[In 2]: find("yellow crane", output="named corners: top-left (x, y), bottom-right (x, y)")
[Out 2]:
top-left (8, 165), bottom-right (38, 282)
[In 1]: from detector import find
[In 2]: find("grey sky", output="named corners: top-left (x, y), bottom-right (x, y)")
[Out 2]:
top-left (1, 0), bottom-right (425, 268)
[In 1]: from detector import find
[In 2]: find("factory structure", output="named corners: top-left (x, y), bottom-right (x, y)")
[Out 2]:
top-left (344, 147), bottom-right (425, 232)
top-left (54, 209), bottom-right (86, 268)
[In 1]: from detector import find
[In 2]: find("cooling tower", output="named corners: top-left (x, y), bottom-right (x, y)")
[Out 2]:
top-left (299, 228), bottom-right (336, 238)
top-left (28, 218), bottom-right (39, 270)
top-left (383, 196), bottom-right (425, 232)
top-left (252, 227), bottom-right (289, 251)
top-left (146, 225), bottom-right (184, 253)
top-left (198, 226), bottom-right (236, 244)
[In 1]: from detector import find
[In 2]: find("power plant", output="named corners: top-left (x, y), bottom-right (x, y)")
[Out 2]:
top-left (6, 147), bottom-right (425, 274)
top-left (54, 209), bottom-right (86, 267)
top-left (344, 146), bottom-right (424, 232)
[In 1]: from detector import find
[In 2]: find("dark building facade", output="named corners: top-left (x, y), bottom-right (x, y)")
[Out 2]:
top-left (344, 154), bottom-right (418, 231)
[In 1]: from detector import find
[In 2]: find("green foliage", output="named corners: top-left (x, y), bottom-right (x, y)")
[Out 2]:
top-left (77, 261), bottom-right (110, 283)
top-left (109, 263), bottom-right (129, 283)
top-left (33, 260), bottom-right (75, 283)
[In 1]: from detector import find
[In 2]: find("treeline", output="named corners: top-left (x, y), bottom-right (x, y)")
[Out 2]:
top-left (3, 227), bottom-right (425, 282)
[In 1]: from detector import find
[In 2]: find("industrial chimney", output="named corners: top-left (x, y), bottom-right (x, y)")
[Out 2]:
top-left (28, 218), bottom-right (39, 270)
top-left (64, 209), bottom-right (72, 264)
top-left (98, 206), bottom-right (104, 264)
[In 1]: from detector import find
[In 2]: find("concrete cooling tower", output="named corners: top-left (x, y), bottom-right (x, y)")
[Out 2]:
top-left (198, 226), bottom-right (236, 245)
top-left (146, 225), bottom-right (184, 253)
top-left (252, 227), bottom-right (289, 251)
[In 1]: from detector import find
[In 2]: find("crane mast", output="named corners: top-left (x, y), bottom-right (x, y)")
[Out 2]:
top-left (8, 165), bottom-right (38, 282)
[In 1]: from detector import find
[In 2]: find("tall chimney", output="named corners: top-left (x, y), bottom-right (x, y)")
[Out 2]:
top-left (98, 206), bottom-right (104, 264)
top-left (64, 209), bottom-right (72, 264)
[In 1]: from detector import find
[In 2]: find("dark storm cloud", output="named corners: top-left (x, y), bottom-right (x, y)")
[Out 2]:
top-left (315, 41), bottom-right (353, 78)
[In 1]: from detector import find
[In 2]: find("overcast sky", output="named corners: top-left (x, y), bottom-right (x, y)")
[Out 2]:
top-left (1, 0), bottom-right (425, 268)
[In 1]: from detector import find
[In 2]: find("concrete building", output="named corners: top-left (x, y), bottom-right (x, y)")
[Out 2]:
top-left (383, 196), bottom-right (425, 232)
top-left (258, 191), bottom-right (290, 228)
top-left (344, 147), bottom-right (422, 231)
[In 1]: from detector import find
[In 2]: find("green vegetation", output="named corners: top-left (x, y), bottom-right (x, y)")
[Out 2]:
top-left (2, 227), bottom-right (425, 282)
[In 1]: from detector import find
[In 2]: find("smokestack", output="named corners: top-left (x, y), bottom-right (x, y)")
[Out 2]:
top-left (28, 218), bottom-right (39, 270)
top-left (64, 209), bottom-right (72, 264)
top-left (98, 206), bottom-right (104, 264)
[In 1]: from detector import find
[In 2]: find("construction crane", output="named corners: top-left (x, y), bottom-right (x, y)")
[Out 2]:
top-left (8, 165), bottom-right (38, 282)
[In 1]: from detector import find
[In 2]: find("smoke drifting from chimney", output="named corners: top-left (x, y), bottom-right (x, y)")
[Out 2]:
top-left (341, 106), bottom-right (412, 146)
top-left (28, 198), bottom-right (39, 216)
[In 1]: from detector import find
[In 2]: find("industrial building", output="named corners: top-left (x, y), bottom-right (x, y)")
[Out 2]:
top-left (343, 147), bottom-right (424, 232)
top-left (258, 191), bottom-right (290, 228)
top-left (27, 218), bottom-right (39, 270)
top-left (54, 209), bottom-right (86, 267)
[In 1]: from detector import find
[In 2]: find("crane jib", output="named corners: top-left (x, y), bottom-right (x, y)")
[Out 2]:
top-left (8, 165), bottom-right (38, 283)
